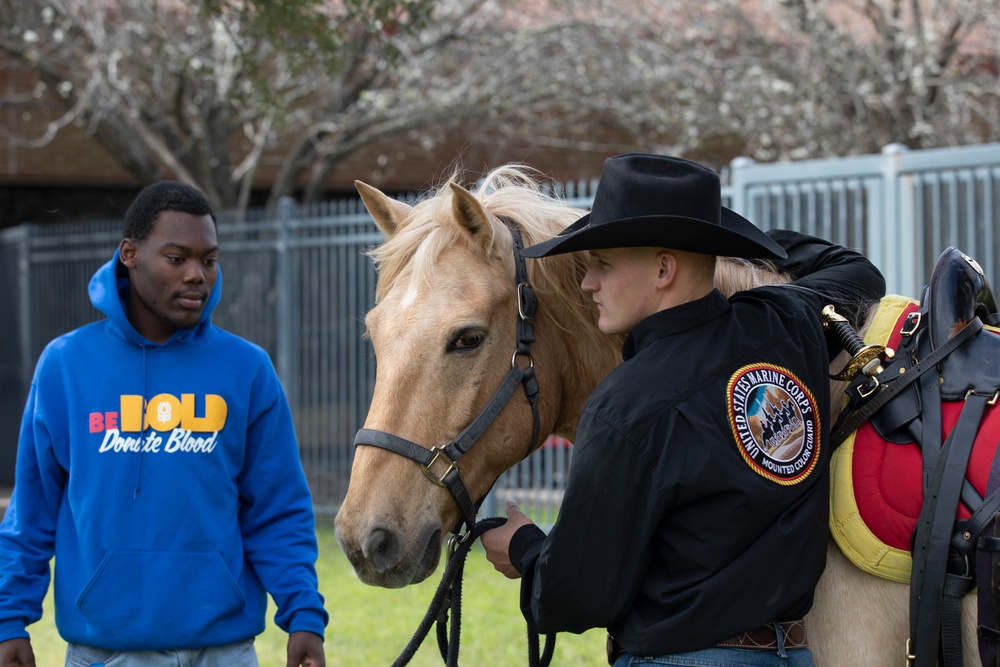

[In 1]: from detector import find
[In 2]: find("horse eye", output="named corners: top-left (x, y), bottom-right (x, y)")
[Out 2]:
top-left (448, 330), bottom-right (485, 353)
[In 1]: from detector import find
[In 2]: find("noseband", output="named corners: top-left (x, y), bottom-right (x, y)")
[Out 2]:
top-left (353, 220), bottom-right (542, 535)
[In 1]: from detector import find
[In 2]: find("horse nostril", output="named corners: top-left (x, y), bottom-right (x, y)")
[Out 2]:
top-left (363, 527), bottom-right (402, 574)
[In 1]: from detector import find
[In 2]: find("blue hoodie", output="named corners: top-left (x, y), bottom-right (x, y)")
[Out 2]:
top-left (0, 251), bottom-right (328, 650)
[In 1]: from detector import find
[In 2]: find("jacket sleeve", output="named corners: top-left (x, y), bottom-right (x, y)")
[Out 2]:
top-left (767, 229), bottom-right (886, 329)
top-left (0, 379), bottom-right (64, 643)
top-left (509, 409), bottom-right (663, 635)
top-left (236, 355), bottom-right (328, 637)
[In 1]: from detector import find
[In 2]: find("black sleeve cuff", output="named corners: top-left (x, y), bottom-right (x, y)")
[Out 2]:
top-left (509, 523), bottom-right (546, 574)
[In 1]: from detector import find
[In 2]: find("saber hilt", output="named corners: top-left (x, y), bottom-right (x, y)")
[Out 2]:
top-left (822, 304), bottom-right (894, 382)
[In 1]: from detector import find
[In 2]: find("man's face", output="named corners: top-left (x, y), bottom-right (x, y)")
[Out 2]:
top-left (119, 210), bottom-right (219, 343)
top-left (580, 247), bottom-right (664, 335)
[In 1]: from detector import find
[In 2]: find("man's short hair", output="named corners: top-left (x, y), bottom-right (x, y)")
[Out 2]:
top-left (123, 181), bottom-right (216, 241)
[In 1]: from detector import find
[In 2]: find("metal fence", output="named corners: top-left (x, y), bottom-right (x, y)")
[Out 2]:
top-left (727, 142), bottom-right (1000, 297)
top-left (3, 142), bottom-right (1000, 519)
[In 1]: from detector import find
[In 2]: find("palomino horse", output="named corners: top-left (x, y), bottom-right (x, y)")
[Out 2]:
top-left (333, 166), bottom-right (980, 666)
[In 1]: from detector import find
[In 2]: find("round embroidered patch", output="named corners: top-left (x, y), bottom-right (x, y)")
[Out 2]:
top-left (727, 363), bottom-right (820, 485)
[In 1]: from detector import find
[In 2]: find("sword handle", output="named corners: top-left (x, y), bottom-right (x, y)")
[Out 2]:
top-left (822, 304), bottom-right (893, 381)
top-left (822, 305), bottom-right (867, 356)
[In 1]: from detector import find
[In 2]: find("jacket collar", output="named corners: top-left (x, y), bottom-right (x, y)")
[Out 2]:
top-left (621, 289), bottom-right (730, 361)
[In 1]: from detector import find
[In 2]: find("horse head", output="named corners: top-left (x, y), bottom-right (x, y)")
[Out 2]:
top-left (335, 167), bottom-right (620, 587)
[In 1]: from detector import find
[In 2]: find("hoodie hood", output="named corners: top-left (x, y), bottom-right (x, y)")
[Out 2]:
top-left (87, 248), bottom-right (223, 346)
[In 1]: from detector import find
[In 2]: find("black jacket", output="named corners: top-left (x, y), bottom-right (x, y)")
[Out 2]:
top-left (508, 231), bottom-right (886, 655)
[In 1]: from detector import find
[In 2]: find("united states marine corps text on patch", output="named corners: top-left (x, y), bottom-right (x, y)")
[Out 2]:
top-left (727, 363), bottom-right (820, 485)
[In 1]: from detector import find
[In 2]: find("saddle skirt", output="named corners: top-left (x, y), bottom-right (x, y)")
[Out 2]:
top-left (830, 294), bottom-right (1000, 583)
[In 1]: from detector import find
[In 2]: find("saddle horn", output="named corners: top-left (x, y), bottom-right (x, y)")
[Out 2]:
top-left (926, 247), bottom-right (998, 351)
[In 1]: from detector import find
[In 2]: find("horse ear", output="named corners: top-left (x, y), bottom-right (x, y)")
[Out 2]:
top-left (356, 180), bottom-right (412, 239)
top-left (448, 183), bottom-right (495, 249)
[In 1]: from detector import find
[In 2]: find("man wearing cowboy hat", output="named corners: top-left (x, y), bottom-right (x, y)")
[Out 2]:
top-left (482, 153), bottom-right (885, 666)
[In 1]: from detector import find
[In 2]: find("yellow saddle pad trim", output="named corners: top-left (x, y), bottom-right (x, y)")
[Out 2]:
top-left (829, 294), bottom-right (919, 583)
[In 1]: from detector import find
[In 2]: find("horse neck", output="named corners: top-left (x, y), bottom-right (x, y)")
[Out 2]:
top-left (532, 292), bottom-right (622, 442)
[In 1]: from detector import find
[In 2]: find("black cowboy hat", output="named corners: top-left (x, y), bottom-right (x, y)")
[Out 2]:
top-left (522, 153), bottom-right (787, 260)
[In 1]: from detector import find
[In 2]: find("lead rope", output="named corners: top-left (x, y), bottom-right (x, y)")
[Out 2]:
top-left (390, 517), bottom-right (556, 667)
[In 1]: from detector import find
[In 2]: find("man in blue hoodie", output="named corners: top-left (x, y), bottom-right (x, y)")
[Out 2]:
top-left (0, 182), bottom-right (328, 666)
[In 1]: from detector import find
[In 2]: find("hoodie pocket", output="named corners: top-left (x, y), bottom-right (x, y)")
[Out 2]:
top-left (75, 550), bottom-right (247, 641)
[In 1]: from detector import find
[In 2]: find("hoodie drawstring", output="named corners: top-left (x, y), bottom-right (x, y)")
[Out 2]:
top-left (134, 344), bottom-right (146, 499)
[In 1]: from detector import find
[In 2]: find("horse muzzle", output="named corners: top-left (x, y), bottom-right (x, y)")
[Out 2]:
top-left (335, 515), bottom-right (443, 588)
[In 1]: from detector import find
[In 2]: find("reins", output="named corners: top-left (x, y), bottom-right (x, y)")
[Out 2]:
top-left (389, 517), bottom-right (556, 667)
top-left (353, 218), bottom-right (555, 665)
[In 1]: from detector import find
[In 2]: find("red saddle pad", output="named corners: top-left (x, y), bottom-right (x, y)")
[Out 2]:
top-left (830, 295), bottom-right (1000, 582)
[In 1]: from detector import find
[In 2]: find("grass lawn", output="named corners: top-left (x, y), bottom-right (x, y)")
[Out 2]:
top-left (28, 524), bottom-right (607, 666)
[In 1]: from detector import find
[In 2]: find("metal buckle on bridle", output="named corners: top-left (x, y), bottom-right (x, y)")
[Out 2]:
top-left (421, 447), bottom-right (458, 487)
top-left (517, 282), bottom-right (536, 323)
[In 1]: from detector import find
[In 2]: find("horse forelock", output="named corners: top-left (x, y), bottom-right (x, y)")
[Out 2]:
top-left (367, 172), bottom-right (502, 304)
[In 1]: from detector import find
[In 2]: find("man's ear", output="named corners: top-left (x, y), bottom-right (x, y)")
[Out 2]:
top-left (119, 238), bottom-right (137, 268)
top-left (655, 250), bottom-right (676, 288)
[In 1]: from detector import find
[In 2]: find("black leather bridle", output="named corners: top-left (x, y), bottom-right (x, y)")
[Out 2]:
top-left (353, 220), bottom-right (542, 536)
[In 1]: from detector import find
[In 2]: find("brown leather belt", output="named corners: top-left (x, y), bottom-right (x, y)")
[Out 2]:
top-left (715, 620), bottom-right (809, 651)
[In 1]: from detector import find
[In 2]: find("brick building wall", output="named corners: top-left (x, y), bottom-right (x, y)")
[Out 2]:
top-left (0, 60), bottom-right (617, 227)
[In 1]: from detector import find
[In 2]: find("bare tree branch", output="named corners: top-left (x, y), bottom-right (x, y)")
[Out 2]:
top-left (1, 0), bottom-right (997, 215)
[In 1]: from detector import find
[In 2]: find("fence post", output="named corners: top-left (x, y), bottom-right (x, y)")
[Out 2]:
top-left (276, 197), bottom-right (295, 398)
top-left (17, 224), bottom-right (32, 391)
top-left (728, 157), bottom-right (756, 220)
top-left (879, 143), bottom-right (912, 296)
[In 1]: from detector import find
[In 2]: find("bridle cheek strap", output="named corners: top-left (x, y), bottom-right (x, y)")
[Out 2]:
top-left (353, 220), bottom-right (541, 534)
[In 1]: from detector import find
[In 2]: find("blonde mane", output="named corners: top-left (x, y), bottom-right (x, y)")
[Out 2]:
top-left (716, 256), bottom-right (790, 294)
top-left (367, 165), bottom-right (607, 345)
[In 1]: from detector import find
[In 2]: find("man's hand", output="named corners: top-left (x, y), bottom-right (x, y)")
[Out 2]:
top-left (286, 630), bottom-right (325, 667)
top-left (481, 499), bottom-right (535, 579)
top-left (0, 638), bottom-right (35, 667)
